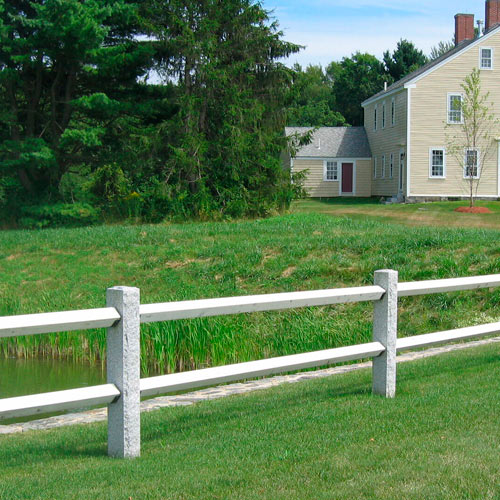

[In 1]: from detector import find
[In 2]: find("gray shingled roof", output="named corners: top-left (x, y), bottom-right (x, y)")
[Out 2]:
top-left (363, 25), bottom-right (500, 105)
top-left (285, 127), bottom-right (372, 158)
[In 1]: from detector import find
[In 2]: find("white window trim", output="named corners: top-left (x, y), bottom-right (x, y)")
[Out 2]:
top-left (381, 155), bottom-right (386, 179)
top-left (447, 93), bottom-right (463, 125)
top-left (391, 98), bottom-right (395, 127)
top-left (463, 148), bottom-right (481, 179)
top-left (428, 147), bottom-right (446, 179)
top-left (479, 46), bottom-right (493, 70)
top-left (323, 160), bottom-right (339, 182)
top-left (382, 101), bottom-right (386, 129)
top-left (373, 157), bottom-right (377, 179)
top-left (374, 105), bottom-right (378, 131)
top-left (389, 153), bottom-right (394, 179)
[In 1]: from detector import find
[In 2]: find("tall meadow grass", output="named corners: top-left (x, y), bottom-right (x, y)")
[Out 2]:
top-left (1, 212), bottom-right (500, 375)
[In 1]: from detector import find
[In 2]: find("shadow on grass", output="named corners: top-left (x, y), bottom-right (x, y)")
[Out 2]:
top-left (0, 426), bottom-right (108, 468)
top-left (0, 377), bottom-right (374, 467)
top-left (314, 197), bottom-right (379, 206)
top-left (1, 344), bottom-right (498, 467)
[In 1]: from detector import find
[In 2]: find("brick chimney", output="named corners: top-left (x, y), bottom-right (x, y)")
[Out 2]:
top-left (455, 14), bottom-right (475, 45)
top-left (486, 0), bottom-right (500, 30)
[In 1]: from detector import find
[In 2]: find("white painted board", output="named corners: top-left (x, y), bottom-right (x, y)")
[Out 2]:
top-left (0, 308), bottom-right (121, 338)
top-left (398, 274), bottom-right (500, 297)
top-left (140, 342), bottom-right (385, 397)
top-left (0, 384), bottom-right (120, 420)
top-left (397, 321), bottom-right (500, 351)
top-left (140, 286), bottom-right (385, 323)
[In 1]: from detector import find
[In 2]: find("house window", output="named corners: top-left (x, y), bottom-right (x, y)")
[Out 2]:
top-left (382, 102), bottom-right (386, 129)
top-left (374, 105), bottom-right (378, 131)
top-left (429, 148), bottom-right (446, 178)
top-left (324, 161), bottom-right (338, 181)
top-left (381, 155), bottom-right (386, 178)
top-left (373, 157), bottom-right (377, 179)
top-left (389, 153), bottom-right (394, 178)
top-left (448, 94), bottom-right (463, 124)
top-left (391, 98), bottom-right (395, 126)
top-left (464, 149), bottom-right (480, 178)
top-left (480, 47), bottom-right (493, 69)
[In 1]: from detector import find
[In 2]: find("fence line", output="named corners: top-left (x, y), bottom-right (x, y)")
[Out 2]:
top-left (1, 270), bottom-right (499, 457)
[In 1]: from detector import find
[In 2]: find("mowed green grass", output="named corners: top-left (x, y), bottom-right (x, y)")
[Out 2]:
top-left (1, 343), bottom-right (500, 500)
top-left (1, 209), bottom-right (500, 374)
top-left (293, 198), bottom-right (500, 228)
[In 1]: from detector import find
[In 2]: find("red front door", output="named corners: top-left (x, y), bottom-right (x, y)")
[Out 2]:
top-left (341, 163), bottom-right (353, 194)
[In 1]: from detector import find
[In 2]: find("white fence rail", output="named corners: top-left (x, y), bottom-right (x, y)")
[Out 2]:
top-left (0, 308), bottom-right (120, 338)
top-left (0, 270), bottom-right (499, 458)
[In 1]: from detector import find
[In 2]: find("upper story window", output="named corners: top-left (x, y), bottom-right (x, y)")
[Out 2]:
top-left (464, 149), bottom-right (480, 179)
top-left (429, 148), bottom-right (446, 178)
top-left (448, 93), bottom-right (463, 124)
top-left (381, 155), bottom-right (386, 178)
top-left (480, 47), bottom-right (493, 70)
top-left (324, 160), bottom-right (338, 181)
top-left (373, 157), bottom-right (377, 179)
top-left (382, 102), bottom-right (386, 129)
top-left (389, 153), bottom-right (394, 178)
top-left (374, 105), bottom-right (378, 131)
top-left (391, 98), bottom-right (395, 126)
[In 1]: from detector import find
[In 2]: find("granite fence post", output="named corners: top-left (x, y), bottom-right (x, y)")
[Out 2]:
top-left (106, 286), bottom-right (141, 458)
top-left (372, 269), bottom-right (398, 398)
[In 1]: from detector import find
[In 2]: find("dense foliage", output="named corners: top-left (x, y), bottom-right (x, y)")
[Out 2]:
top-left (383, 39), bottom-right (428, 82)
top-left (286, 64), bottom-right (345, 127)
top-left (331, 52), bottom-right (389, 126)
top-left (0, 0), bottom-right (300, 224)
top-left (0, 2), bottom-right (437, 224)
top-left (287, 40), bottom-right (429, 128)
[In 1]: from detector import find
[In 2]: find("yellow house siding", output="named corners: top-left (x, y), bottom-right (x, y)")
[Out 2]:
top-left (293, 159), bottom-right (371, 197)
top-left (410, 34), bottom-right (500, 197)
top-left (364, 90), bottom-right (408, 196)
top-left (293, 159), bottom-right (339, 197)
top-left (356, 159), bottom-right (372, 196)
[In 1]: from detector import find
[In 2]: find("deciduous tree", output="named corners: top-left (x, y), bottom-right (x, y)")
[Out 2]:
top-left (287, 64), bottom-right (345, 127)
top-left (331, 53), bottom-right (389, 126)
top-left (446, 68), bottom-right (498, 207)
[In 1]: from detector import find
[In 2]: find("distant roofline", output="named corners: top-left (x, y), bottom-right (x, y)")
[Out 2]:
top-left (361, 23), bottom-right (500, 107)
top-left (285, 126), bottom-right (371, 158)
top-left (285, 126), bottom-right (366, 131)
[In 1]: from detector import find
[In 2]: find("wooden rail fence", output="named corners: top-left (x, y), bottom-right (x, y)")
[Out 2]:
top-left (1, 270), bottom-right (500, 458)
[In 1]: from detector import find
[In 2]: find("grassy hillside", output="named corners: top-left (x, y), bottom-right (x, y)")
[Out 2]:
top-left (1, 210), bottom-right (500, 374)
top-left (1, 343), bottom-right (499, 499)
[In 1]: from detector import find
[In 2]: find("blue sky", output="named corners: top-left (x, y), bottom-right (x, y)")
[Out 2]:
top-left (262, 1), bottom-right (486, 67)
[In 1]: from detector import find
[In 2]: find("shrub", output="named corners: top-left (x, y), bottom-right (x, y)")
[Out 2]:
top-left (19, 203), bottom-right (100, 229)
top-left (85, 163), bottom-right (129, 211)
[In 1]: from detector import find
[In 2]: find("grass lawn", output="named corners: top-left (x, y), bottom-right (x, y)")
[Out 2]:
top-left (1, 343), bottom-right (500, 499)
top-left (293, 198), bottom-right (500, 229)
top-left (1, 207), bottom-right (500, 374)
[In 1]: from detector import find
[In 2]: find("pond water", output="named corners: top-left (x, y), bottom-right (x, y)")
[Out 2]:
top-left (0, 357), bottom-right (106, 424)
